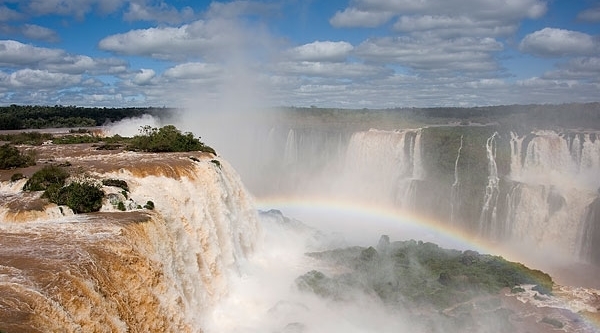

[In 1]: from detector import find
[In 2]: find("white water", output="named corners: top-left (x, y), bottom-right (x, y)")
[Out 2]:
top-left (479, 132), bottom-right (500, 236)
top-left (450, 135), bottom-right (463, 224)
top-left (510, 131), bottom-right (600, 191)
top-left (333, 128), bottom-right (424, 207)
top-left (0, 152), bottom-right (260, 332)
top-left (502, 131), bottom-right (600, 260)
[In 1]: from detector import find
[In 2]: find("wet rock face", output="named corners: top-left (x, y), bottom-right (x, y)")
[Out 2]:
top-left (580, 197), bottom-right (600, 265)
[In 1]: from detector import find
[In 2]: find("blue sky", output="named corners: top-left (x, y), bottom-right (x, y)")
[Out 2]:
top-left (0, 0), bottom-right (599, 108)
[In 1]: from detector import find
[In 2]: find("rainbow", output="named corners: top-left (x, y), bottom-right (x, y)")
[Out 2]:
top-left (256, 194), bottom-right (600, 332)
top-left (256, 194), bottom-right (519, 261)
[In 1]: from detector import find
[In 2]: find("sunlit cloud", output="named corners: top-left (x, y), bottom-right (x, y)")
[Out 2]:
top-left (519, 28), bottom-right (598, 57)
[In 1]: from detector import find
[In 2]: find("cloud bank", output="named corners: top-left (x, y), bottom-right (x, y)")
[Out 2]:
top-left (0, 0), bottom-right (598, 108)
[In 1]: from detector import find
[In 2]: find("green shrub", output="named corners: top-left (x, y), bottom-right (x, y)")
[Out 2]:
top-left (10, 173), bottom-right (25, 182)
top-left (52, 134), bottom-right (101, 144)
top-left (144, 201), bottom-right (155, 210)
top-left (210, 159), bottom-right (221, 169)
top-left (129, 125), bottom-right (216, 153)
top-left (101, 178), bottom-right (129, 191)
top-left (52, 181), bottom-right (104, 214)
top-left (117, 201), bottom-right (126, 211)
top-left (0, 144), bottom-right (36, 169)
top-left (23, 166), bottom-right (68, 191)
top-left (0, 131), bottom-right (52, 145)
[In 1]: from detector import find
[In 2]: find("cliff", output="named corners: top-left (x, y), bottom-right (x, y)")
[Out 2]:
top-left (0, 143), bottom-right (260, 332)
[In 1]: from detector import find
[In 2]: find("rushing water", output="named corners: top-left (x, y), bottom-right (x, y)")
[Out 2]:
top-left (0, 150), bottom-right (259, 332)
top-left (2, 122), bottom-right (600, 332)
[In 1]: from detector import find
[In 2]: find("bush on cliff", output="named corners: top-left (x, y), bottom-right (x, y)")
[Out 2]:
top-left (49, 181), bottom-right (105, 214)
top-left (0, 144), bottom-right (36, 169)
top-left (23, 165), bottom-right (68, 191)
top-left (128, 125), bottom-right (216, 154)
top-left (23, 166), bottom-right (105, 213)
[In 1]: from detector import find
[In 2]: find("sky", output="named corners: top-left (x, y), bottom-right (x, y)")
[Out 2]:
top-left (0, 0), bottom-right (599, 109)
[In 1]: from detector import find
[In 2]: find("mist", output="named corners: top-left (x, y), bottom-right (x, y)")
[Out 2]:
top-left (99, 13), bottom-right (600, 331)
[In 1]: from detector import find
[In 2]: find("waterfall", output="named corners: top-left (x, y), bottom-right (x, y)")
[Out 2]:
top-left (450, 135), bottom-right (463, 224)
top-left (505, 131), bottom-right (600, 259)
top-left (283, 129), bottom-right (298, 165)
top-left (338, 129), bottom-right (422, 206)
top-left (412, 129), bottom-right (425, 180)
top-left (0, 152), bottom-right (260, 332)
top-left (479, 132), bottom-right (500, 236)
top-left (577, 196), bottom-right (600, 265)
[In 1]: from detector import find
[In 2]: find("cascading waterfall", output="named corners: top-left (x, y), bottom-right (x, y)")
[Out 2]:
top-left (503, 131), bottom-right (600, 259)
top-left (0, 151), bottom-right (260, 332)
top-left (246, 124), bottom-right (600, 264)
top-left (450, 135), bottom-right (463, 224)
top-left (479, 132), bottom-right (500, 236)
top-left (412, 129), bottom-right (425, 181)
top-left (577, 197), bottom-right (600, 264)
top-left (283, 129), bottom-right (298, 166)
top-left (338, 129), bottom-right (424, 207)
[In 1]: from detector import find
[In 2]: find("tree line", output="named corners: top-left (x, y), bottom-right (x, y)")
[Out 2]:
top-left (0, 105), bottom-right (175, 130)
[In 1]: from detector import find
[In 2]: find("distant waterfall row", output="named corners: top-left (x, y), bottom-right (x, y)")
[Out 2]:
top-left (249, 126), bottom-right (600, 265)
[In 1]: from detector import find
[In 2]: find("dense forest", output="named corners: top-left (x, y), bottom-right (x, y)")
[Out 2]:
top-left (2, 102), bottom-right (600, 131)
top-left (282, 102), bottom-right (600, 131)
top-left (0, 105), bottom-right (175, 130)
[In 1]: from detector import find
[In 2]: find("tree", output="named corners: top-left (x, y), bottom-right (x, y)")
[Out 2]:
top-left (0, 144), bottom-right (35, 169)
top-left (23, 166), bottom-right (68, 191)
top-left (129, 125), bottom-right (215, 153)
top-left (53, 181), bottom-right (104, 214)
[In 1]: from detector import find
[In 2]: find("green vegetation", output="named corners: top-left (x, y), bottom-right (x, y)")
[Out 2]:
top-left (1, 124), bottom-right (216, 156)
top-left (51, 134), bottom-right (102, 144)
top-left (144, 201), bottom-right (155, 210)
top-left (101, 179), bottom-right (129, 192)
top-left (0, 144), bottom-right (36, 169)
top-left (50, 181), bottom-right (104, 214)
top-left (0, 131), bottom-right (53, 145)
top-left (23, 165), bottom-right (68, 191)
top-left (10, 172), bottom-right (25, 182)
top-left (297, 238), bottom-right (553, 310)
top-left (210, 159), bottom-right (221, 169)
top-left (129, 125), bottom-right (216, 153)
top-left (0, 104), bottom-right (171, 130)
top-left (22, 166), bottom-right (105, 213)
top-left (117, 201), bottom-right (126, 211)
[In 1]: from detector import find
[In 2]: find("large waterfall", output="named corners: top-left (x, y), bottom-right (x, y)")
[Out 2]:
top-left (233, 124), bottom-right (600, 266)
top-left (0, 149), bottom-right (259, 332)
top-left (3, 114), bottom-right (600, 332)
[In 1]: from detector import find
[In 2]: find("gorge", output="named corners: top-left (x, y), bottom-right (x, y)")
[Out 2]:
top-left (1, 105), bottom-right (600, 332)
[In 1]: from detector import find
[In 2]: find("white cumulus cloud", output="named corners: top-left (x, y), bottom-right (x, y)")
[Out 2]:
top-left (132, 68), bottom-right (156, 85)
top-left (163, 62), bottom-right (222, 79)
top-left (329, 0), bottom-right (546, 29)
top-left (330, 8), bottom-right (394, 28)
top-left (0, 40), bottom-right (64, 66)
top-left (285, 41), bottom-right (354, 62)
top-left (123, 2), bottom-right (194, 24)
top-left (519, 27), bottom-right (597, 57)
top-left (577, 6), bottom-right (600, 22)
top-left (355, 36), bottom-right (503, 74)
top-left (22, 24), bottom-right (60, 42)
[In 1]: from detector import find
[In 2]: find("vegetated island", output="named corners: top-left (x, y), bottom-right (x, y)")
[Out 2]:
top-left (296, 234), bottom-right (561, 332)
